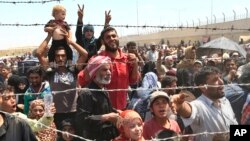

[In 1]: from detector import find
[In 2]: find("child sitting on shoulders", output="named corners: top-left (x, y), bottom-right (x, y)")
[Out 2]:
top-left (44, 5), bottom-right (73, 71)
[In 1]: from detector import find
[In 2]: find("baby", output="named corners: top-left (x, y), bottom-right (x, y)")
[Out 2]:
top-left (44, 5), bottom-right (73, 71)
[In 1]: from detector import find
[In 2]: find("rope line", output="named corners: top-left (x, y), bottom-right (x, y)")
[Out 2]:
top-left (13, 83), bottom-right (249, 96)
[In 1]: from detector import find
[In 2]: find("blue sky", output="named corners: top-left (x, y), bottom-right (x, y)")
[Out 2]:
top-left (0, 0), bottom-right (250, 49)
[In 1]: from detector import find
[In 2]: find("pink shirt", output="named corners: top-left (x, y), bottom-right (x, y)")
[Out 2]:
top-left (78, 48), bottom-right (140, 110)
top-left (143, 118), bottom-right (181, 140)
top-left (99, 49), bottom-right (140, 109)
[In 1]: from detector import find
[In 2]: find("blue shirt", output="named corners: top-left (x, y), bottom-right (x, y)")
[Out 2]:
top-left (181, 95), bottom-right (238, 141)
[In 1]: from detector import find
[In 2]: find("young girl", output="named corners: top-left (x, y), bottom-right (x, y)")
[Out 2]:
top-left (28, 99), bottom-right (57, 141)
top-left (113, 110), bottom-right (145, 141)
top-left (44, 5), bottom-right (73, 70)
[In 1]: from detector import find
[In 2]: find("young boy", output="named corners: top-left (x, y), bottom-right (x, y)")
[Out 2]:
top-left (44, 5), bottom-right (73, 71)
top-left (143, 91), bottom-right (181, 140)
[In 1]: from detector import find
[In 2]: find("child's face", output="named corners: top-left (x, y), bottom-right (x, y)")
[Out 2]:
top-left (150, 97), bottom-right (170, 118)
top-left (18, 82), bottom-right (26, 90)
top-left (55, 10), bottom-right (66, 21)
top-left (62, 125), bottom-right (75, 141)
top-left (123, 118), bottom-right (143, 141)
top-left (30, 105), bottom-right (44, 120)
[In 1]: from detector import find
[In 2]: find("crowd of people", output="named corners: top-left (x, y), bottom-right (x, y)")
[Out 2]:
top-left (1, 3), bottom-right (250, 141)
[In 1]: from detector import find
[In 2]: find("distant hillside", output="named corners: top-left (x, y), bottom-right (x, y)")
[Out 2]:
top-left (0, 46), bottom-right (37, 57)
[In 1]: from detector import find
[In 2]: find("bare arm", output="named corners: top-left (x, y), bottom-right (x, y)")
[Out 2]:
top-left (156, 50), bottom-right (166, 75)
top-left (171, 93), bottom-right (192, 118)
top-left (68, 39), bottom-right (88, 70)
top-left (128, 53), bottom-right (140, 84)
top-left (36, 34), bottom-right (51, 70)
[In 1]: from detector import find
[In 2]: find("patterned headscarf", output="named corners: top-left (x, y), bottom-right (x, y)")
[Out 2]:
top-left (115, 110), bottom-right (144, 141)
top-left (28, 99), bottom-right (57, 141)
top-left (28, 99), bottom-right (44, 119)
top-left (116, 110), bottom-right (143, 132)
top-left (86, 56), bottom-right (112, 79)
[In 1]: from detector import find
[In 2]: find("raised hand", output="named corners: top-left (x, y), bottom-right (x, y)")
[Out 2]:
top-left (50, 103), bottom-right (56, 114)
top-left (59, 29), bottom-right (72, 44)
top-left (128, 53), bottom-right (139, 67)
top-left (170, 93), bottom-right (187, 114)
top-left (158, 49), bottom-right (164, 58)
top-left (105, 10), bottom-right (112, 27)
top-left (77, 4), bottom-right (84, 20)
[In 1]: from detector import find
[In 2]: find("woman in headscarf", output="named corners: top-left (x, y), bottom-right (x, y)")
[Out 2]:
top-left (28, 99), bottom-right (57, 141)
top-left (112, 110), bottom-right (144, 141)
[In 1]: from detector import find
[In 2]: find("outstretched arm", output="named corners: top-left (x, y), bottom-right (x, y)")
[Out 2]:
top-left (171, 93), bottom-right (192, 118)
top-left (66, 34), bottom-right (88, 70)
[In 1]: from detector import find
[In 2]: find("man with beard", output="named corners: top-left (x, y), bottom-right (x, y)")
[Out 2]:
top-left (23, 66), bottom-right (51, 115)
top-left (36, 33), bottom-right (88, 130)
top-left (99, 27), bottom-right (140, 110)
top-left (78, 27), bottom-right (140, 110)
top-left (171, 66), bottom-right (238, 141)
top-left (75, 56), bottom-right (119, 141)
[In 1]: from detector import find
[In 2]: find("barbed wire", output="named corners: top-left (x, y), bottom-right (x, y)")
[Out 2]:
top-left (0, 0), bottom-right (62, 4)
top-left (10, 55), bottom-right (245, 71)
top-left (13, 83), bottom-right (249, 97)
top-left (0, 23), bottom-right (250, 31)
top-left (0, 110), bottom-right (230, 141)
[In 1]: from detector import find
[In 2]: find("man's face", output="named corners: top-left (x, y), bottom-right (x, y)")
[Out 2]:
top-left (55, 49), bottom-right (67, 67)
top-left (28, 73), bottom-right (42, 88)
top-left (204, 73), bottom-right (224, 100)
top-left (164, 58), bottom-right (174, 68)
top-left (103, 30), bottom-right (119, 52)
top-left (190, 49), bottom-right (196, 59)
top-left (127, 45), bottom-right (137, 54)
top-left (150, 45), bottom-right (156, 51)
top-left (94, 64), bottom-right (112, 85)
top-left (163, 81), bottom-right (177, 96)
top-left (1, 92), bottom-right (16, 113)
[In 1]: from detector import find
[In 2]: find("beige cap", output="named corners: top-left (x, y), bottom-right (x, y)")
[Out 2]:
top-left (149, 91), bottom-right (170, 107)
